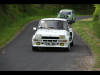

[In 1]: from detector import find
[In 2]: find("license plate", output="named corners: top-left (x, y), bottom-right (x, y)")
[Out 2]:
top-left (45, 43), bottom-right (55, 45)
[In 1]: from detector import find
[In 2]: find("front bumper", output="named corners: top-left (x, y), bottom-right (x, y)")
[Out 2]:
top-left (67, 20), bottom-right (71, 23)
top-left (32, 39), bottom-right (69, 48)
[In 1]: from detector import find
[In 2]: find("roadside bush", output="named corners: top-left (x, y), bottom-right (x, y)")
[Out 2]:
top-left (92, 4), bottom-right (100, 38)
top-left (93, 4), bottom-right (100, 21)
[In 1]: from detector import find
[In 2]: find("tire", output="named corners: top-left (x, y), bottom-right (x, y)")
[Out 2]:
top-left (70, 40), bottom-right (74, 46)
top-left (32, 46), bottom-right (38, 51)
top-left (68, 21), bottom-right (72, 24)
top-left (67, 43), bottom-right (70, 51)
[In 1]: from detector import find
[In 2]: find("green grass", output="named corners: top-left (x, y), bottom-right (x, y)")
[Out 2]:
top-left (72, 18), bottom-right (100, 70)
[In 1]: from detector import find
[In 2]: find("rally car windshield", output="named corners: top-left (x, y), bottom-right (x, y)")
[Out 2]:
top-left (59, 11), bottom-right (71, 15)
top-left (38, 20), bottom-right (67, 30)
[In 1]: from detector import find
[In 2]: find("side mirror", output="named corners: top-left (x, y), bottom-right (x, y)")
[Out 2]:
top-left (33, 27), bottom-right (37, 30)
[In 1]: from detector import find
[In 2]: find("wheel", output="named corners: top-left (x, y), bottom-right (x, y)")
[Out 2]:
top-left (70, 40), bottom-right (74, 46)
top-left (67, 43), bottom-right (70, 51)
top-left (32, 46), bottom-right (38, 51)
top-left (68, 21), bottom-right (72, 24)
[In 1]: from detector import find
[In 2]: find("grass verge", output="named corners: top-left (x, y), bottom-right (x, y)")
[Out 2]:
top-left (72, 18), bottom-right (100, 71)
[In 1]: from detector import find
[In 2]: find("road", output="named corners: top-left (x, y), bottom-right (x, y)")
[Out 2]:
top-left (0, 16), bottom-right (93, 71)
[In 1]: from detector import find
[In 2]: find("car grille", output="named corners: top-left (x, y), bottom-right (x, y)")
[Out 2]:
top-left (41, 36), bottom-right (59, 43)
top-left (42, 37), bottom-right (59, 39)
top-left (43, 40), bottom-right (57, 42)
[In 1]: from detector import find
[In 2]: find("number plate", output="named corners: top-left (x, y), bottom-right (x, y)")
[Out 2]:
top-left (45, 43), bottom-right (55, 45)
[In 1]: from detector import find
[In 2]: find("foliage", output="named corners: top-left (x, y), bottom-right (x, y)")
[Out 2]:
top-left (0, 4), bottom-right (94, 36)
top-left (93, 4), bottom-right (100, 21)
top-left (92, 4), bottom-right (100, 39)
top-left (0, 4), bottom-right (95, 31)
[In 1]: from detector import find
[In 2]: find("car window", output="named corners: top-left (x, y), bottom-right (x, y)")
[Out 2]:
top-left (59, 10), bottom-right (72, 15)
top-left (67, 12), bottom-right (71, 15)
top-left (59, 11), bottom-right (67, 15)
top-left (38, 20), bottom-right (67, 30)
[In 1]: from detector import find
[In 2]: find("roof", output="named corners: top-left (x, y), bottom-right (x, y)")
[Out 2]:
top-left (41, 18), bottom-right (67, 21)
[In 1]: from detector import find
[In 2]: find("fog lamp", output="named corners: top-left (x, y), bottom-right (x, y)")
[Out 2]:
top-left (60, 43), bottom-right (64, 46)
top-left (36, 42), bottom-right (40, 45)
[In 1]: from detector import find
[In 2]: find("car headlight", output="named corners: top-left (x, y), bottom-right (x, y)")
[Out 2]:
top-left (59, 35), bottom-right (65, 39)
top-left (35, 34), bottom-right (41, 39)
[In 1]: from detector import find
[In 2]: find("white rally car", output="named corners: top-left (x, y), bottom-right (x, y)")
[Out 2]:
top-left (32, 18), bottom-right (74, 51)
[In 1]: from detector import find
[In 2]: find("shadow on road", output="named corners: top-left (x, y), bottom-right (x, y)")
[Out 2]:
top-left (34, 47), bottom-right (69, 52)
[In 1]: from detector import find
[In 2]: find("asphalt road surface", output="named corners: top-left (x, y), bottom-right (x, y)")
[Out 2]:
top-left (0, 16), bottom-right (93, 71)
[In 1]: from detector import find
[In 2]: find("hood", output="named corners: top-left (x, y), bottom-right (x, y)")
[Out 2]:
top-left (68, 15), bottom-right (72, 17)
top-left (35, 29), bottom-right (66, 37)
